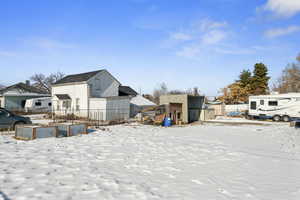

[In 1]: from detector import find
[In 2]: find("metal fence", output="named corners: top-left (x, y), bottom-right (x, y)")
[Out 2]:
top-left (51, 108), bottom-right (130, 125)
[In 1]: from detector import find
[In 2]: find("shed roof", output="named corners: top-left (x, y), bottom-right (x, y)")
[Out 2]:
top-left (54, 70), bottom-right (104, 85)
top-left (119, 86), bottom-right (138, 96)
top-left (55, 94), bottom-right (71, 100)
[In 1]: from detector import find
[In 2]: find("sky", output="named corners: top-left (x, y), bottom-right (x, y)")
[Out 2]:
top-left (0, 0), bottom-right (300, 96)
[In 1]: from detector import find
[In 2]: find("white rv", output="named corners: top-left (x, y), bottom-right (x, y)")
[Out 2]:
top-left (25, 97), bottom-right (52, 112)
top-left (248, 93), bottom-right (300, 122)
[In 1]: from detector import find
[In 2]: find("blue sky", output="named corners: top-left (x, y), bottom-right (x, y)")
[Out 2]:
top-left (0, 0), bottom-right (300, 96)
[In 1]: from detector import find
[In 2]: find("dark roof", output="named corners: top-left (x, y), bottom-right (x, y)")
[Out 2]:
top-left (53, 70), bottom-right (104, 85)
top-left (119, 86), bottom-right (138, 96)
top-left (0, 83), bottom-right (49, 95)
top-left (55, 94), bottom-right (71, 100)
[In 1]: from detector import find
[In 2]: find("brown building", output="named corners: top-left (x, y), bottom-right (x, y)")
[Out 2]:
top-left (160, 94), bottom-right (205, 124)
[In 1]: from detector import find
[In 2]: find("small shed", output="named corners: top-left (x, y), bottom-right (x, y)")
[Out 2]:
top-left (160, 94), bottom-right (205, 124)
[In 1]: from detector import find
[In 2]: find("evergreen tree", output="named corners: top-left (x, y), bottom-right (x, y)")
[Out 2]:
top-left (250, 63), bottom-right (270, 95)
top-left (239, 70), bottom-right (252, 88)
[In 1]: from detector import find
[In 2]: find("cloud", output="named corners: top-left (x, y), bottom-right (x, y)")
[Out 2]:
top-left (170, 32), bottom-right (192, 41)
top-left (176, 45), bottom-right (201, 58)
top-left (34, 38), bottom-right (75, 50)
top-left (197, 19), bottom-right (227, 31)
top-left (201, 30), bottom-right (227, 45)
top-left (264, 25), bottom-right (300, 38)
top-left (168, 18), bottom-right (229, 59)
top-left (262, 0), bottom-right (300, 18)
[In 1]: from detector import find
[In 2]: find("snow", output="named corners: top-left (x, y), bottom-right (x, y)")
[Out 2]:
top-left (1, 123), bottom-right (300, 199)
top-left (130, 95), bottom-right (156, 106)
top-left (23, 114), bottom-right (53, 125)
top-left (209, 116), bottom-right (289, 125)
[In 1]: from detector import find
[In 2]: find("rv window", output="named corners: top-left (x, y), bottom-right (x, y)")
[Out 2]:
top-left (35, 102), bottom-right (42, 106)
top-left (260, 100), bottom-right (264, 105)
top-left (250, 101), bottom-right (257, 110)
top-left (268, 101), bottom-right (278, 106)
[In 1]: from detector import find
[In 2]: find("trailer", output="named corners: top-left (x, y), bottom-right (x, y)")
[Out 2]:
top-left (248, 93), bottom-right (300, 122)
top-left (25, 97), bottom-right (52, 112)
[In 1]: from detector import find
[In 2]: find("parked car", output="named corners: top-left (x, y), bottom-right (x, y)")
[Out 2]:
top-left (0, 108), bottom-right (32, 129)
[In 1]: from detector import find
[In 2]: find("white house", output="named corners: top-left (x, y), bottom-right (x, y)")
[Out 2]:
top-left (51, 69), bottom-right (131, 121)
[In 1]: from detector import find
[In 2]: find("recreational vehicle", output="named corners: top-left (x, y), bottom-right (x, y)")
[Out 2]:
top-left (248, 93), bottom-right (300, 122)
top-left (25, 97), bottom-right (52, 112)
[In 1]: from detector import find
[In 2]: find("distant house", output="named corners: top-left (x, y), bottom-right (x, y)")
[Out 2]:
top-left (0, 82), bottom-right (50, 111)
top-left (52, 69), bottom-right (131, 121)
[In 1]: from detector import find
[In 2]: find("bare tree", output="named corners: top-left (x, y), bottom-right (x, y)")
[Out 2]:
top-left (153, 82), bottom-right (168, 104)
top-left (297, 53), bottom-right (300, 63)
top-left (30, 72), bottom-right (65, 94)
top-left (273, 63), bottom-right (300, 93)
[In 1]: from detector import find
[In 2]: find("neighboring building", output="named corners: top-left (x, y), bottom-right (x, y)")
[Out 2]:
top-left (160, 94), bottom-right (205, 124)
top-left (206, 101), bottom-right (225, 116)
top-left (51, 69), bottom-right (131, 121)
top-left (119, 86), bottom-right (138, 96)
top-left (130, 95), bottom-right (156, 117)
top-left (0, 82), bottom-right (50, 111)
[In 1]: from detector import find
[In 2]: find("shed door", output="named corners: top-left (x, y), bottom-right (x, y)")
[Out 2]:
top-left (188, 109), bottom-right (200, 123)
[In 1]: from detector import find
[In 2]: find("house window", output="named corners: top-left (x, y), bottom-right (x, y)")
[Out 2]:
top-left (63, 101), bottom-right (71, 109)
top-left (268, 101), bottom-right (278, 106)
top-left (35, 101), bottom-right (42, 106)
top-left (260, 100), bottom-right (264, 105)
top-left (76, 98), bottom-right (80, 111)
top-left (250, 101), bottom-right (257, 110)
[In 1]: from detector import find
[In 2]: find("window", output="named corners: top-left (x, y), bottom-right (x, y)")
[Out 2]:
top-left (63, 101), bottom-right (71, 108)
top-left (0, 110), bottom-right (8, 117)
top-left (0, 110), bottom-right (5, 116)
top-left (268, 101), bottom-right (278, 106)
top-left (35, 101), bottom-right (42, 106)
top-left (76, 98), bottom-right (80, 111)
top-left (260, 100), bottom-right (264, 105)
top-left (48, 102), bottom-right (52, 107)
top-left (250, 101), bottom-right (257, 110)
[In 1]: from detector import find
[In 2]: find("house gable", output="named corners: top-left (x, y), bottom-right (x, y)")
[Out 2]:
top-left (87, 70), bottom-right (121, 98)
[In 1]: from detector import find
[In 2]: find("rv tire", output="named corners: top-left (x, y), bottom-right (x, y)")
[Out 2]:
top-left (273, 115), bottom-right (281, 122)
top-left (282, 115), bottom-right (290, 122)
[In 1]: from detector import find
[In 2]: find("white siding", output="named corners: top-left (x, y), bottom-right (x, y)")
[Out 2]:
top-left (52, 83), bottom-right (89, 117)
top-left (89, 98), bottom-right (107, 120)
top-left (88, 70), bottom-right (120, 98)
top-left (89, 97), bottom-right (130, 121)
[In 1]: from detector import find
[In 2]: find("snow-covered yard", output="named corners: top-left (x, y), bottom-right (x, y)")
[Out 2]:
top-left (1, 123), bottom-right (300, 200)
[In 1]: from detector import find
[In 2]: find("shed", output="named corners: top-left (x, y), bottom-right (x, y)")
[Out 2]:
top-left (160, 94), bottom-right (205, 124)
